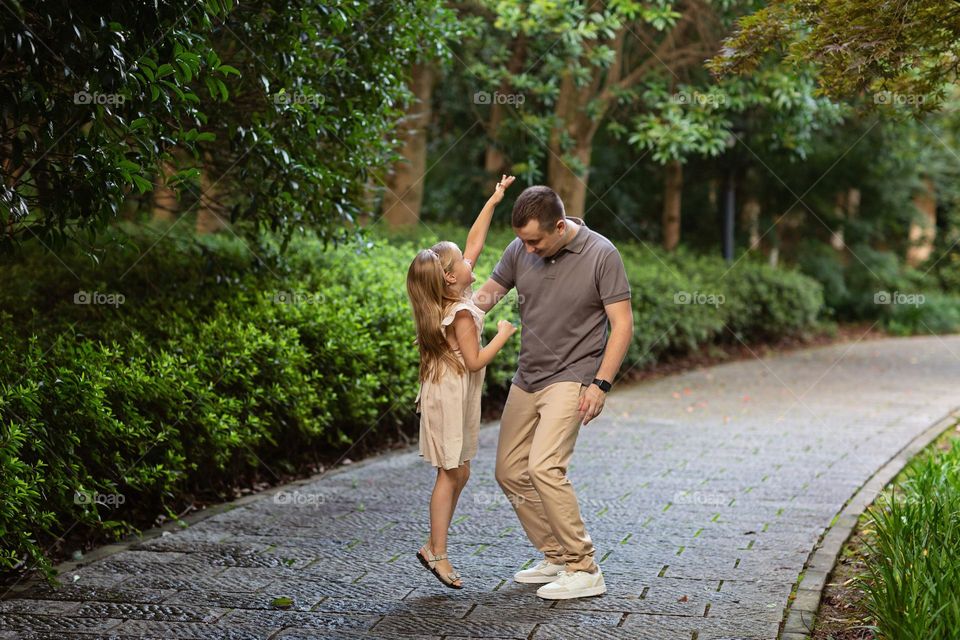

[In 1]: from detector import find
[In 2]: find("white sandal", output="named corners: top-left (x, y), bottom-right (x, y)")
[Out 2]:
top-left (416, 544), bottom-right (463, 589)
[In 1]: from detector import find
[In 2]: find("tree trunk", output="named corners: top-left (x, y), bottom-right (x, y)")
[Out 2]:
top-left (906, 177), bottom-right (937, 266)
top-left (357, 176), bottom-right (378, 228)
top-left (484, 36), bottom-right (527, 193)
top-left (547, 139), bottom-right (592, 219)
top-left (830, 187), bottom-right (860, 251)
top-left (662, 160), bottom-right (683, 251)
top-left (741, 195), bottom-right (760, 251)
top-left (547, 72), bottom-right (603, 219)
top-left (381, 63), bottom-right (435, 227)
top-left (152, 161), bottom-right (178, 222)
top-left (831, 191), bottom-right (847, 250)
top-left (196, 152), bottom-right (228, 234)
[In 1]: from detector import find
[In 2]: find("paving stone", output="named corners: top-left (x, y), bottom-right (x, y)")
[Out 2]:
top-left (401, 584), bottom-right (554, 609)
top-left (43, 569), bottom-right (127, 588)
top-left (163, 589), bottom-right (321, 612)
top-left (276, 630), bottom-right (440, 640)
top-left (112, 619), bottom-right (271, 638)
top-left (534, 624), bottom-right (689, 640)
top-left (315, 596), bottom-right (471, 618)
top-left (697, 616), bottom-right (782, 637)
top-left (117, 571), bottom-right (275, 592)
top-left (372, 614), bottom-right (534, 638)
top-left (218, 608), bottom-right (379, 632)
top-left (582, 612), bottom-right (703, 638)
top-left (74, 601), bottom-right (226, 622)
top-left (0, 613), bottom-right (122, 633)
top-left (466, 603), bottom-right (622, 626)
top-left (15, 584), bottom-right (176, 604)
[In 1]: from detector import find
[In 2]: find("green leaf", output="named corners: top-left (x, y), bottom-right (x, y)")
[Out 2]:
top-left (131, 174), bottom-right (152, 194)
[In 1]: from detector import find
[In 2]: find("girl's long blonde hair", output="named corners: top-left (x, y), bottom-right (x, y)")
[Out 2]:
top-left (406, 241), bottom-right (466, 384)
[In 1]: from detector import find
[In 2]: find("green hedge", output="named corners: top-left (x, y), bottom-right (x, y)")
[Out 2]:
top-left (0, 223), bottom-right (824, 579)
top-left (797, 240), bottom-right (960, 335)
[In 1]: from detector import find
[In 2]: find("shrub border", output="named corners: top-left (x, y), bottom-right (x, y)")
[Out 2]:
top-left (779, 409), bottom-right (960, 639)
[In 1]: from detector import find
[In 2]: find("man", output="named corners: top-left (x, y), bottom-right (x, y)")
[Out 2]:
top-left (473, 185), bottom-right (634, 600)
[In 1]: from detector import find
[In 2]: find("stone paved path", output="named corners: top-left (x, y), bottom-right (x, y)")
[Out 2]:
top-left (2, 335), bottom-right (959, 639)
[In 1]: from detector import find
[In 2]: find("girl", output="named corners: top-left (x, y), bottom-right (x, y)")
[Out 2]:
top-left (406, 175), bottom-right (517, 589)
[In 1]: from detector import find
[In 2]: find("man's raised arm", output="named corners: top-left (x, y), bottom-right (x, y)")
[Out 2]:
top-left (472, 278), bottom-right (510, 313)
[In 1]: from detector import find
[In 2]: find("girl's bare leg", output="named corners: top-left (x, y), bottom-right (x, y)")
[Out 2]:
top-left (427, 466), bottom-right (462, 586)
top-left (450, 461), bottom-right (470, 514)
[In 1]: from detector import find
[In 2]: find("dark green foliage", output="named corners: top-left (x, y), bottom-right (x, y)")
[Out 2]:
top-left (796, 240), bottom-right (960, 335)
top-left (0, 0), bottom-right (453, 251)
top-left (1, 0), bottom-right (234, 249)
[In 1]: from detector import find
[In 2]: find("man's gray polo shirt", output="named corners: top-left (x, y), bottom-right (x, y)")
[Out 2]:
top-left (489, 217), bottom-right (632, 392)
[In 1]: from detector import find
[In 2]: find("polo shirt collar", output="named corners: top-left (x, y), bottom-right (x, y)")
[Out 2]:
top-left (561, 217), bottom-right (589, 255)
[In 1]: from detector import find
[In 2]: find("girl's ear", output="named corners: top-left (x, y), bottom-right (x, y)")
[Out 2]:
top-left (444, 270), bottom-right (457, 285)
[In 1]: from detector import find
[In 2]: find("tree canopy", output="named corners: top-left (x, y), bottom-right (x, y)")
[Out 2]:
top-left (709, 0), bottom-right (960, 111)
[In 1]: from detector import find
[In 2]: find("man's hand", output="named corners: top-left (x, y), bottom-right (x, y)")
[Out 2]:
top-left (578, 383), bottom-right (606, 425)
top-left (490, 174), bottom-right (516, 205)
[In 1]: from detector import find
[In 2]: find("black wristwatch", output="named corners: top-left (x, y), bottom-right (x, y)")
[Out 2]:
top-left (592, 378), bottom-right (612, 393)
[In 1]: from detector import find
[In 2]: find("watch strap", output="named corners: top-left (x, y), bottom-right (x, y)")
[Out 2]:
top-left (592, 378), bottom-right (612, 392)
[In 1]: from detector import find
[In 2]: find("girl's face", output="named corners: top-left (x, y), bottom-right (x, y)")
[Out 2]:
top-left (446, 246), bottom-right (475, 290)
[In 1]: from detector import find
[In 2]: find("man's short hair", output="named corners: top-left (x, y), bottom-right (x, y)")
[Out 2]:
top-left (512, 186), bottom-right (565, 231)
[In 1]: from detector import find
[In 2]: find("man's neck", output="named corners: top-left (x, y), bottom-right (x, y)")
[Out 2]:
top-left (559, 219), bottom-right (580, 249)
top-left (544, 219), bottom-right (580, 259)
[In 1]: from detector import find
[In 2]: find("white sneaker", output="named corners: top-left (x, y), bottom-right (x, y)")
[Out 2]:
top-left (513, 559), bottom-right (566, 584)
top-left (536, 567), bottom-right (606, 600)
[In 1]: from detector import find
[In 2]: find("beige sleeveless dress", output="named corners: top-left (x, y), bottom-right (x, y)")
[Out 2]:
top-left (415, 298), bottom-right (486, 470)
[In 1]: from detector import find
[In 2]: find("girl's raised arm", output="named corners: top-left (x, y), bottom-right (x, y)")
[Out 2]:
top-left (463, 174), bottom-right (515, 268)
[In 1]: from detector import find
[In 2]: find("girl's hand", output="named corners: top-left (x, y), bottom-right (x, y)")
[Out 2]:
top-left (496, 319), bottom-right (517, 337)
top-left (490, 174), bottom-right (516, 205)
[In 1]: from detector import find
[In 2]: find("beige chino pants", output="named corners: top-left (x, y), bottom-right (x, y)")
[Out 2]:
top-left (494, 381), bottom-right (597, 573)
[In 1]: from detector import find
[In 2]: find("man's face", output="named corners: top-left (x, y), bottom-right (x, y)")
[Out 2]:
top-left (514, 219), bottom-right (566, 258)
